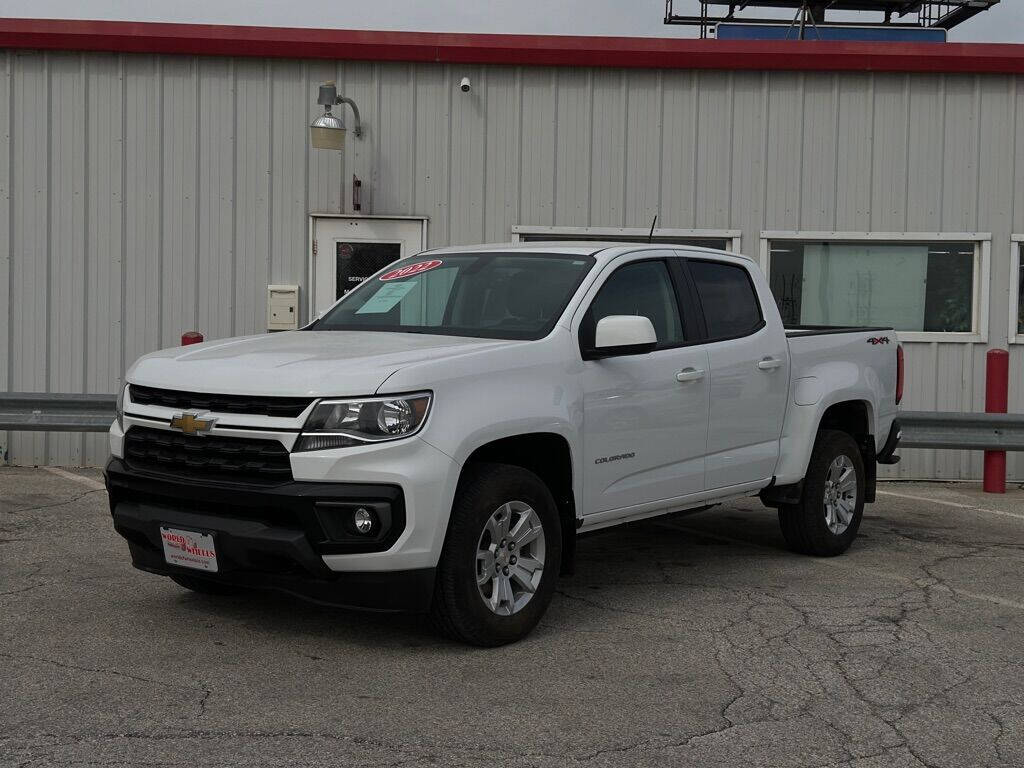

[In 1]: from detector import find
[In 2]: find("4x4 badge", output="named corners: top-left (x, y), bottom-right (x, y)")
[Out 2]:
top-left (867, 337), bottom-right (891, 345)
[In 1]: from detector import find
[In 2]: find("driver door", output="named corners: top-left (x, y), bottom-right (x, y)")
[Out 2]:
top-left (579, 255), bottom-right (710, 517)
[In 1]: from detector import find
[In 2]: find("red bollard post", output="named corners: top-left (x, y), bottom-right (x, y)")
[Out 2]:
top-left (983, 349), bottom-right (1009, 494)
top-left (181, 331), bottom-right (204, 346)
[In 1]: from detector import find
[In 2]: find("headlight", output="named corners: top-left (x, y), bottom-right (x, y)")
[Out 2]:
top-left (294, 392), bottom-right (432, 452)
top-left (115, 384), bottom-right (127, 430)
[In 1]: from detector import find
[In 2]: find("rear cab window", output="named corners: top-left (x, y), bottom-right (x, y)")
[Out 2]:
top-left (687, 259), bottom-right (765, 340)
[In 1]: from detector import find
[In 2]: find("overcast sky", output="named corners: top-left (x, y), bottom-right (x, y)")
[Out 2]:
top-left (5, 0), bottom-right (1023, 42)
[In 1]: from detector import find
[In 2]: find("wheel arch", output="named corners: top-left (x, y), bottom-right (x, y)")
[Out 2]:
top-left (767, 397), bottom-right (878, 506)
top-left (459, 432), bottom-right (577, 575)
top-left (819, 399), bottom-right (874, 440)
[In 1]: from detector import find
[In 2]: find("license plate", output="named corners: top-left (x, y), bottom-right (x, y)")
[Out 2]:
top-left (160, 526), bottom-right (218, 572)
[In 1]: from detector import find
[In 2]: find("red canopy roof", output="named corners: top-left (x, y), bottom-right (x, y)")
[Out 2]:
top-left (1, 17), bottom-right (1022, 74)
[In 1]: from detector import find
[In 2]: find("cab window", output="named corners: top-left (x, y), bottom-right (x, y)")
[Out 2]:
top-left (580, 260), bottom-right (685, 351)
top-left (688, 260), bottom-right (764, 340)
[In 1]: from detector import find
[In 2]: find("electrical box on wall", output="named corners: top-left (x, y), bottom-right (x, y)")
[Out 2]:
top-left (267, 285), bottom-right (300, 331)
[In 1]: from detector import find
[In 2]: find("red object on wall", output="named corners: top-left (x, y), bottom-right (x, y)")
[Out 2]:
top-left (1, 18), bottom-right (1024, 74)
top-left (181, 331), bottom-right (204, 346)
top-left (983, 349), bottom-right (1010, 494)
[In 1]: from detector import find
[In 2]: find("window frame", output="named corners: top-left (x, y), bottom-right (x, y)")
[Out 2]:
top-left (759, 231), bottom-right (991, 344)
top-left (681, 257), bottom-right (767, 343)
top-left (512, 225), bottom-right (741, 254)
top-left (577, 255), bottom-right (698, 359)
top-left (1011, 235), bottom-right (1024, 345)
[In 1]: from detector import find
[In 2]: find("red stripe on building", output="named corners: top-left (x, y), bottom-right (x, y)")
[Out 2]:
top-left (1, 17), bottom-right (1023, 73)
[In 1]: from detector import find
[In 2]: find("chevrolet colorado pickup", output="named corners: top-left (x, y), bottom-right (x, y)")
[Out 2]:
top-left (106, 243), bottom-right (902, 646)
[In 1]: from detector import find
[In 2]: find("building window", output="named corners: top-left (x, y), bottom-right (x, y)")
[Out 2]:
top-left (1018, 244), bottom-right (1024, 334)
top-left (763, 235), bottom-right (988, 341)
top-left (512, 226), bottom-right (740, 253)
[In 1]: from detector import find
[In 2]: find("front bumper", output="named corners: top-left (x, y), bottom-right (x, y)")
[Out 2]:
top-left (106, 458), bottom-right (438, 611)
top-left (109, 421), bottom-right (461, 572)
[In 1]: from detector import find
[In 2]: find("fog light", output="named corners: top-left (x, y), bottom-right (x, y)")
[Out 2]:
top-left (353, 507), bottom-right (375, 534)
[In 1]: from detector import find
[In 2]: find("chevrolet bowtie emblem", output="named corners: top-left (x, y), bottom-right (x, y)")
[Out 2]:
top-left (169, 412), bottom-right (216, 436)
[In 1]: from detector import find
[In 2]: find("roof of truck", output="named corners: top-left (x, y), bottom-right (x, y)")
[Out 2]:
top-left (422, 241), bottom-right (754, 263)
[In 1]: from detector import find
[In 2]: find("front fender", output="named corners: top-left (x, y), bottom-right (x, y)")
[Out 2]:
top-left (424, 398), bottom-right (582, 521)
top-left (380, 332), bottom-right (585, 517)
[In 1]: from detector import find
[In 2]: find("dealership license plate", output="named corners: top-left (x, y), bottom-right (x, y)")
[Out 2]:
top-left (160, 526), bottom-right (218, 572)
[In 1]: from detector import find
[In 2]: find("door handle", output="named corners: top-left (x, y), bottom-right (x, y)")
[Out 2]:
top-left (757, 357), bottom-right (783, 371)
top-left (676, 367), bottom-right (706, 383)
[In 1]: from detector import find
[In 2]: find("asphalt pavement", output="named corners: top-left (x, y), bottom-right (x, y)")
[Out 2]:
top-left (2, 466), bottom-right (1023, 767)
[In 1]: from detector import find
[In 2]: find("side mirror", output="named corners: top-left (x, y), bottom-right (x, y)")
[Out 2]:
top-left (591, 315), bottom-right (658, 358)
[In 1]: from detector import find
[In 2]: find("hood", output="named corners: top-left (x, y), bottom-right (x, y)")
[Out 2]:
top-left (127, 331), bottom-right (515, 397)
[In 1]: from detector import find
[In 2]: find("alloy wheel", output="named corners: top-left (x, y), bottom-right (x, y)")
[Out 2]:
top-left (823, 454), bottom-right (857, 535)
top-left (475, 501), bottom-right (546, 616)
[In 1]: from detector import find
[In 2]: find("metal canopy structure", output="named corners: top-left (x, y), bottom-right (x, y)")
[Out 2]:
top-left (665, 1), bottom-right (1002, 37)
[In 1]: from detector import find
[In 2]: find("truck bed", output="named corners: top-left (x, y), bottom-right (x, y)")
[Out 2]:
top-left (776, 324), bottom-right (900, 485)
top-left (785, 325), bottom-right (894, 338)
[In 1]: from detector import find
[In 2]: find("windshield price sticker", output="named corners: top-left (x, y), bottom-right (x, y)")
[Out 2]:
top-left (379, 260), bottom-right (443, 281)
top-left (355, 281), bottom-right (419, 314)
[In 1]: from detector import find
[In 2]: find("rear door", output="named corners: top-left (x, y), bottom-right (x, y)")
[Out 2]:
top-left (579, 253), bottom-right (710, 515)
top-left (683, 255), bottom-right (789, 490)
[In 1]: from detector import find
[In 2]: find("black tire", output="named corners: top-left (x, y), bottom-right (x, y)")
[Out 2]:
top-left (779, 429), bottom-right (865, 557)
top-left (169, 574), bottom-right (245, 596)
top-left (430, 462), bottom-right (562, 647)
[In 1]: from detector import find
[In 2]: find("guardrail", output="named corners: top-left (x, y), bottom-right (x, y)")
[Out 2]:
top-left (899, 411), bottom-right (1024, 452)
top-left (0, 392), bottom-right (1022, 446)
top-left (0, 393), bottom-right (116, 432)
top-left (3, 395), bottom-right (1023, 447)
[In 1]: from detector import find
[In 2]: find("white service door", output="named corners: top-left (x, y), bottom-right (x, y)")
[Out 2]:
top-left (313, 217), bottom-right (426, 316)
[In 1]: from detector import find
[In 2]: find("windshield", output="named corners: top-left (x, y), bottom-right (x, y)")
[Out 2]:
top-left (313, 252), bottom-right (596, 340)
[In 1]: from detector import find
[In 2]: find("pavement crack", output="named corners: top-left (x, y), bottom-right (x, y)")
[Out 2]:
top-left (195, 688), bottom-right (212, 718)
top-left (0, 652), bottom-right (212, 721)
top-left (0, 581), bottom-right (46, 597)
top-left (7, 488), bottom-right (105, 515)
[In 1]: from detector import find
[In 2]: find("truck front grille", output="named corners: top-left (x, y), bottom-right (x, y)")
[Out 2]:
top-left (124, 426), bottom-right (293, 485)
top-left (128, 385), bottom-right (314, 419)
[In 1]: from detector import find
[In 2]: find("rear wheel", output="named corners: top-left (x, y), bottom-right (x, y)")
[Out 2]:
top-left (170, 574), bottom-right (244, 596)
top-left (779, 430), bottom-right (865, 557)
top-left (430, 463), bottom-right (561, 646)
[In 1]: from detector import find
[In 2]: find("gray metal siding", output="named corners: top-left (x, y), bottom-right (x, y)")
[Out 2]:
top-left (1, 49), bottom-right (1023, 478)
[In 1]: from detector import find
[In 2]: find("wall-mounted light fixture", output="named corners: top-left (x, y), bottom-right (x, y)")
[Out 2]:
top-left (310, 82), bottom-right (363, 151)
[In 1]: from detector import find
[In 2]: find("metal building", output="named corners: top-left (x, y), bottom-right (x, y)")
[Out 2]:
top-left (1, 19), bottom-right (1024, 478)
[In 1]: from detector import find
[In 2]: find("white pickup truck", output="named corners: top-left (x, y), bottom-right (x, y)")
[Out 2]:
top-left (106, 243), bottom-right (902, 645)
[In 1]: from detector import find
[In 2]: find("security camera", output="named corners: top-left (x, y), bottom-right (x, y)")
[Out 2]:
top-left (459, 76), bottom-right (472, 93)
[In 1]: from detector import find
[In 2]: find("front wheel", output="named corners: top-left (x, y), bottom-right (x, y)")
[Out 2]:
top-left (779, 430), bottom-right (865, 557)
top-left (430, 463), bottom-right (562, 646)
